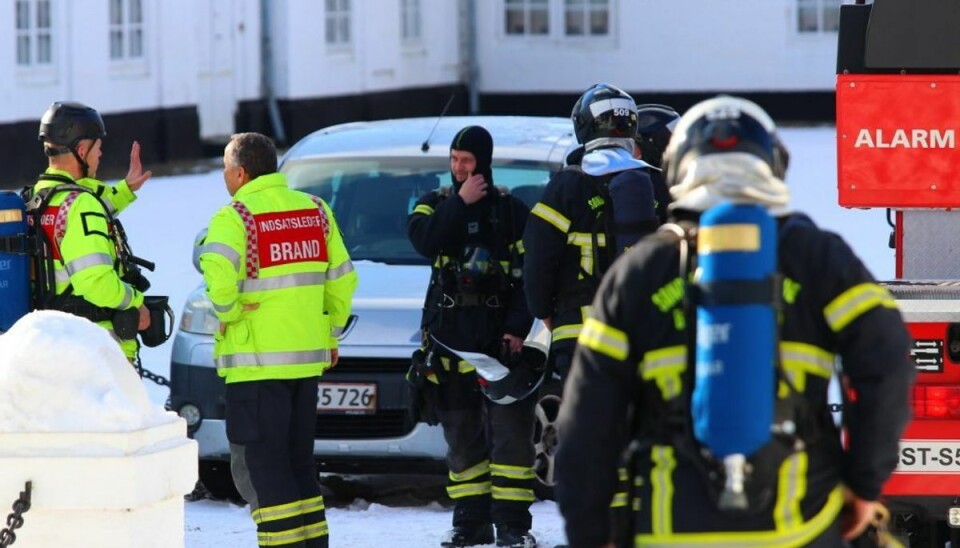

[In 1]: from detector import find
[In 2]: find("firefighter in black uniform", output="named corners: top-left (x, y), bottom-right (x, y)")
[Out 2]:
top-left (633, 103), bottom-right (680, 224)
top-left (407, 125), bottom-right (538, 548)
top-left (523, 83), bottom-right (657, 382)
top-left (555, 96), bottom-right (916, 547)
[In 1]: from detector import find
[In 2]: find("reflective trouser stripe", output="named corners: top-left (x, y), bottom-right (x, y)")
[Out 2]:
top-left (650, 445), bottom-right (676, 536)
top-left (448, 460), bottom-right (492, 500)
top-left (491, 486), bottom-right (535, 502)
top-left (253, 496), bottom-right (325, 524)
top-left (257, 521), bottom-right (329, 547)
top-left (634, 486), bottom-right (844, 547)
top-left (491, 463), bottom-right (535, 502)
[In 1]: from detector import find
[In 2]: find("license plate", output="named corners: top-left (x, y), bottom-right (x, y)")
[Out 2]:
top-left (896, 440), bottom-right (960, 473)
top-left (317, 382), bottom-right (377, 414)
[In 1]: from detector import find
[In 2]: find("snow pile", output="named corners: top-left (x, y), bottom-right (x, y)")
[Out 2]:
top-left (0, 310), bottom-right (172, 433)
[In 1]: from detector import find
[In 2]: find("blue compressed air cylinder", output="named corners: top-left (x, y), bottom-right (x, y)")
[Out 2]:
top-left (0, 191), bottom-right (29, 333)
top-left (692, 202), bottom-right (777, 459)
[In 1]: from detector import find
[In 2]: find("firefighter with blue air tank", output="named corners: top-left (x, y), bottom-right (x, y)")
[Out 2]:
top-left (26, 101), bottom-right (154, 360)
top-left (198, 132), bottom-right (357, 548)
top-left (555, 95), bottom-right (915, 547)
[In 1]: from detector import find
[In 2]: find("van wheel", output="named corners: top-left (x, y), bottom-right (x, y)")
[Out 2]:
top-left (533, 377), bottom-right (562, 501)
top-left (198, 460), bottom-right (244, 502)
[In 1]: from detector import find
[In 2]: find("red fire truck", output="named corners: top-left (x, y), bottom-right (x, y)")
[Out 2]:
top-left (837, 1), bottom-right (960, 545)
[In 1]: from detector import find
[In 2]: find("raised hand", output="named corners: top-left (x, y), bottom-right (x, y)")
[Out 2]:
top-left (126, 141), bottom-right (153, 191)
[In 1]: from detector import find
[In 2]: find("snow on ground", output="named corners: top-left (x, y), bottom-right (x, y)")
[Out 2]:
top-left (2, 126), bottom-right (884, 547)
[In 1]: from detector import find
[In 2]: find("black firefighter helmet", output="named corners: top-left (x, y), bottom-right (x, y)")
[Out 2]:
top-left (570, 83), bottom-right (639, 147)
top-left (634, 103), bottom-right (680, 168)
top-left (474, 344), bottom-right (548, 405)
top-left (38, 101), bottom-right (107, 148)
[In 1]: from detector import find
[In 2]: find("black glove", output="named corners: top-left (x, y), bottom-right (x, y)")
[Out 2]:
top-left (406, 350), bottom-right (441, 426)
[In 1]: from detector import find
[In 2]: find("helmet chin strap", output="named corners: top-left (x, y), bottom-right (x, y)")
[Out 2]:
top-left (70, 143), bottom-right (91, 178)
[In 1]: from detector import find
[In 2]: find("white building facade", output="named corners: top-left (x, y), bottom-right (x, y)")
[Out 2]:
top-left (1, 0), bottom-right (843, 185)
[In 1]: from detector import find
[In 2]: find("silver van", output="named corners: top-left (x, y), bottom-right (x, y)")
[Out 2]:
top-left (169, 116), bottom-right (575, 499)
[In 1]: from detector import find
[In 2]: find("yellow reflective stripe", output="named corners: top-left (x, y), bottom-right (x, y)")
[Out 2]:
top-left (257, 526), bottom-right (306, 546)
top-left (490, 463), bottom-right (536, 480)
top-left (698, 224), bottom-right (760, 254)
top-left (635, 486), bottom-right (843, 547)
top-left (774, 452), bottom-right (808, 532)
top-left (553, 323), bottom-right (583, 342)
top-left (641, 346), bottom-right (687, 400)
top-left (300, 496), bottom-right (325, 515)
top-left (449, 460), bottom-right (490, 482)
top-left (531, 202), bottom-right (571, 233)
top-left (780, 342), bottom-right (835, 392)
top-left (413, 204), bottom-right (434, 216)
top-left (824, 283), bottom-right (898, 332)
top-left (511, 239), bottom-right (525, 254)
top-left (650, 445), bottom-right (676, 536)
top-left (578, 317), bottom-right (629, 361)
top-left (251, 496), bottom-right (325, 524)
top-left (447, 482), bottom-right (492, 499)
top-left (303, 520), bottom-right (329, 541)
top-left (567, 231), bottom-right (607, 247)
top-left (491, 486), bottom-right (536, 502)
top-left (610, 491), bottom-right (628, 508)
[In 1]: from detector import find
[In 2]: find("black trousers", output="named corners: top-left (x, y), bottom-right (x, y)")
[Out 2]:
top-left (436, 369), bottom-right (538, 531)
top-left (226, 378), bottom-right (328, 548)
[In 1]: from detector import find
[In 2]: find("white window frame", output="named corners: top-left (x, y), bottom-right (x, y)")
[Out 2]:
top-left (796, 0), bottom-right (840, 34)
top-left (109, 0), bottom-right (145, 61)
top-left (15, 0), bottom-right (57, 85)
top-left (15, 0), bottom-right (54, 67)
top-left (325, 0), bottom-right (352, 47)
top-left (563, 0), bottom-right (610, 37)
top-left (504, 0), bottom-right (550, 37)
top-left (401, 0), bottom-right (421, 45)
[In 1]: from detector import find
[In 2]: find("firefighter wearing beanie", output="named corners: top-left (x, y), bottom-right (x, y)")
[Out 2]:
top-left (408, 126), bottom-right (539, 548)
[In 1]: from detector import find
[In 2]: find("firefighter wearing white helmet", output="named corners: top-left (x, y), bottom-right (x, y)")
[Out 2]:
top-left (555, 95), bottom-right (915, 547)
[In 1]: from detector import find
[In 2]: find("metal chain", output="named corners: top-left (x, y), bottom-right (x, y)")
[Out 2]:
top-left (133, 354), bottom-right (171, 387)
top-left (140, 366), bottom-right (170, 387)
top-left (0, 482), bottom-right (32, 548)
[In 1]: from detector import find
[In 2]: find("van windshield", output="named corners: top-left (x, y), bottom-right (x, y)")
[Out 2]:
top-left (282, 156), bottom-right (551, 265)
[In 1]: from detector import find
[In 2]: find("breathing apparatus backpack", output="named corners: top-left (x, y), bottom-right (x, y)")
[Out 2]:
top-left (644, 203), bottom-right (829, 515)
top-left (0, 178), bottom-right (173, 347)
top-left (0, 191), bottom-right (30, 333)
top-left (558, 166), bottom-right (659, 313)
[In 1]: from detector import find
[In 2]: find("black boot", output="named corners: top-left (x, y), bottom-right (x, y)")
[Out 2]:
top-left (496, 526), bottom-right (537, 548)
top-left (440, 523), bottom-right (495, 547)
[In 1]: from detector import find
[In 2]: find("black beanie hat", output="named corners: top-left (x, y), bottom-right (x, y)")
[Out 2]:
top-left (450, 125), bottom-right (493, 184)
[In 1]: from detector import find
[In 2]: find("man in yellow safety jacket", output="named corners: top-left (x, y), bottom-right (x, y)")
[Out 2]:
top-left (30, 101), bottom-right (154, 360)
top-left (199, 132), bottom-right (358, 548)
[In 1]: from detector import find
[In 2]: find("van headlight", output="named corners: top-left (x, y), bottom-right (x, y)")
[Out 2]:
top-left (179, 287), bottom-right (219, 335)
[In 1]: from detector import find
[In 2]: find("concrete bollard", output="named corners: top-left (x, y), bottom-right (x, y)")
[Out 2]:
top-left (0, 311), bottom-right (198, 548)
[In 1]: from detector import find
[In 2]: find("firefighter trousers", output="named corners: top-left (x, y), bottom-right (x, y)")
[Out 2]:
top-left (436, 369), bottom-right (538, 531)
top-left (226, 378), bottom-right (328, 548)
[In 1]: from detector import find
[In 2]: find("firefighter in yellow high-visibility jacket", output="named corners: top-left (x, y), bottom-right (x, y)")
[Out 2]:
top-left (31, 101), bottom-right (154, 360)
top-left (198, 132), bottom-right (358, 548)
